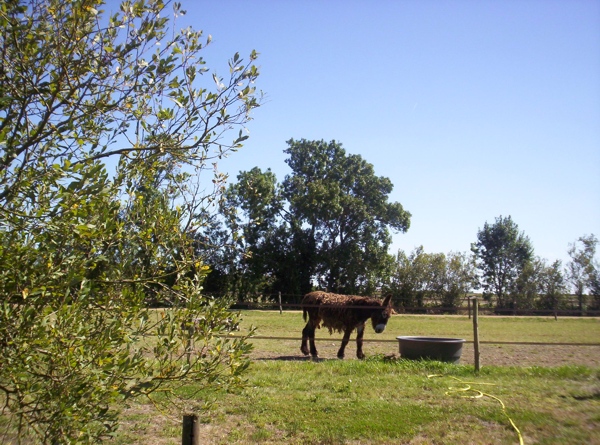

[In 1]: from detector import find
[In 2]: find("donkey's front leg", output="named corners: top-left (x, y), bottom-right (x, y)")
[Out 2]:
top-left (301, 322), bottom-right (319, 358)
top-left (337, 329), bottom-right (352, 359)
top-left (300, 323), bottom-right (312, 356)
top-left (356, 323), bottom-right (366, 359)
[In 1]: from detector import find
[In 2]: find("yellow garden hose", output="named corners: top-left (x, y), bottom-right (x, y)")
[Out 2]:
top-left (428, 374), bottom-right (524, 445)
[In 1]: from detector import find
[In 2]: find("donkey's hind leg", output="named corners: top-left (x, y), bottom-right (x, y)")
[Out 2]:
top-left (337, 329), bottom-right (352, 359)
top-left (301, 320), bottom-right (320, 358)
top-left (300, 323), bottom-right (312, 356)
top-left (302, 320), bottom-right (319, 358)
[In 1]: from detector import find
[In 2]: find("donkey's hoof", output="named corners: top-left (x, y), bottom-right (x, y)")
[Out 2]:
top-left (300, 347), bottom-right (309, 356)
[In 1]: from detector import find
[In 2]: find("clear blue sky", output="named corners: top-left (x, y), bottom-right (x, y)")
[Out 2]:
top-left (176, 0), bottom-right (600, 265)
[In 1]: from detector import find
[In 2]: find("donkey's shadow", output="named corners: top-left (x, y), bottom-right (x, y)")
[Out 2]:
top-left (255, 355), bottom-right (329, 362)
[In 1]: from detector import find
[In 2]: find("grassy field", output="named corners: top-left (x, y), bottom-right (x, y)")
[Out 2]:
top-left (238, 310), bottom-right (600, 343)
top-left (111, 312), bottom-right (600, 445)
top-left (236, 311), bottom-right (600, 366)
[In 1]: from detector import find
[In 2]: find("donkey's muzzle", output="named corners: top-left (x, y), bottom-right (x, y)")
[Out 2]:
top-left (374, 324), bottom-right (386, 334)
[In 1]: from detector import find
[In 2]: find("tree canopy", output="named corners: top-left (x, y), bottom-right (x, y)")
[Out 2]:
top-left (567, 234), bottom-right (599, 311)
top-left (471, 215), bottom-right (534, 309)
top-left (284, 139), bottom-right (411, 293)
top-left (0, 0), bottom-right (260, 442)
top-left (205, 139), bottom-right (411, 297)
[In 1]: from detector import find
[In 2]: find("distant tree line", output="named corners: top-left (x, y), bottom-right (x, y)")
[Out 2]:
top-left (194, 140), bottom-right (599, 314)
top-left (472, 217), bottom-right (599, 314)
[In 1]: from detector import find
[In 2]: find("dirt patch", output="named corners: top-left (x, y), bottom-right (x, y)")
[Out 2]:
top-left (460, 343), bottom-right (600, 368)
top-left (249, 340), bottom-right (600, 368)
top-left (116, 404), bottom-right (180, 445)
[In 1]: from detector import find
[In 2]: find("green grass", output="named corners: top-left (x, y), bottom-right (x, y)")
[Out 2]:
top-left (6, 312), bottom-right (598, 444)
top-left (114, 359), bottom-right (599, 444)
top-left (237, 310), bottom-right (600, 344)
top-left (234, 311), bottom-right (600, 360)
top-left (110, 312), bottom-right (600, 445)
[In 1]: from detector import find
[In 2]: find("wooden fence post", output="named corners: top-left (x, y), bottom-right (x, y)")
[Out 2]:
top-left (472, 297), bottom-right (480, 373)
top-left (279, 291), bottom-right (282, 315)
top-left (182, 414), bottom-right (199, 445)
top-left (467, 297), bottom-right (471, 319)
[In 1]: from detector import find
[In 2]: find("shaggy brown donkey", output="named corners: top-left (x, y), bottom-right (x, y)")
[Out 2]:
top-left (300, 291), bottom-right (393, 359)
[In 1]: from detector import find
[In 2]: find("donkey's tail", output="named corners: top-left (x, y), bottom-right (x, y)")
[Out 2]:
top-left (302, 306), bottom-right (308, 322)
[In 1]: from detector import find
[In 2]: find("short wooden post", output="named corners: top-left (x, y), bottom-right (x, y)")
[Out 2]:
top-left (467, 297), bottom-right (471, 319)
top-left (471, 297), bottom-right (480, 373)
top-left (278, 291), bottom-right (283, 315)
top-left (182, 414), bottom-right (199, 445)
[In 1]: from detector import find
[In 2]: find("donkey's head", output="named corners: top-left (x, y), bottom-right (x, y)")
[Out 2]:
top-left (371, 294), bottom-right (393, 333)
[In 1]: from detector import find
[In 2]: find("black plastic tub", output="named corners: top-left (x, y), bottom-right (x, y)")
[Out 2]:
top-left (397, 336), bottom-right (466, 364)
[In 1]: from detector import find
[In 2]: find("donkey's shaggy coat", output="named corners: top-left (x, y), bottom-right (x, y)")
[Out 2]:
top-left (300, 291), bottom-right (393, 359)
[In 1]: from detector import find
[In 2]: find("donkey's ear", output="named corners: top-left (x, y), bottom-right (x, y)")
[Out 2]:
top-left (383, 294), bottom-right (392, 306)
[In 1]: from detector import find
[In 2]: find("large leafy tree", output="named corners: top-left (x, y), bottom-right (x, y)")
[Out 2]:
top-left (471, 215), bottom-right (534, 309)
top-left (511, 257), bottom-right (545, 311)
top-left (443, 251), bottom-right (478, 310)
top-left (589, 270), bottom-right (600, 311)
top-left (567, 234), bottom-right (599, 312)
top-left (0, 0), bottom-right (260, 442)
top-left (388, 247), bottom-right (432, 309)
top-left (537, 259), bottom-right (568, 314)
top-left (214, 167), bottom-right (286, 297)
top-left (213, 139), bottom-right (411, 297)
top-left (282, 139), bottom-right (411, 294)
